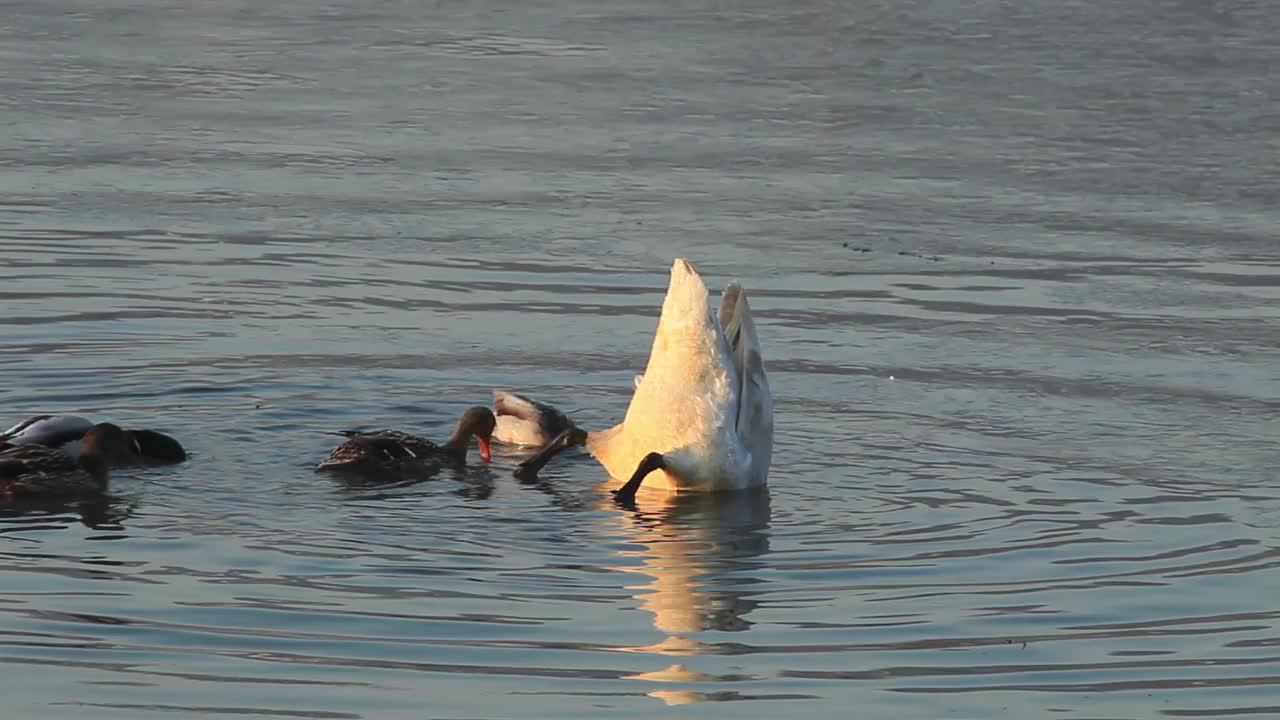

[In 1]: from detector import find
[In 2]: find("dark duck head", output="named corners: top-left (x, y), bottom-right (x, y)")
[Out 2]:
top-left (443, 406), bottom-right (497, 462)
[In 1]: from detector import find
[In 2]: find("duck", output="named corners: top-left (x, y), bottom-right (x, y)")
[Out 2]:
top-left (316, 406), bottom-right (497, 473)
top-left (0, 414), bottom-right (187, 464)
top-left (491, 390), bottom-right (579, 447)
top-left (0, 423), bottom-right (133, 498)
top-left (514, 258), bottom-right (773, 504)
top-left (1, 415), bottom-right (94, 451)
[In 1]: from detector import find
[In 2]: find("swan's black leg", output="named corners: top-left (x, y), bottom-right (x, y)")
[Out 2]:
top-left (611, 452), bottom-right (665, 507)
top-left (514, 428), bottom-right (587, 480)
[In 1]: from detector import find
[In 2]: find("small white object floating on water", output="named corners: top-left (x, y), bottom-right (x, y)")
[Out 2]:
top-left (491, 390), bottom-right (579, 447)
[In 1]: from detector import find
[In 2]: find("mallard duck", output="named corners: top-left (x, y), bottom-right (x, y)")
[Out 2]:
top-left (0, 414), bottom-right (186, 464)
top-left (515, 258), bottom-right (773, 504)
top-left (316, 406), bottom-right (497, 473)
top-left (1, 415), bottom-right (93, 451)
top-left (491, 390), bottom-right (579, 447)
top-left (0, 423), bottom-right (133, 498)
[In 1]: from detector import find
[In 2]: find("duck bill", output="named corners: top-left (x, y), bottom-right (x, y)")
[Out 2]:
top-left (477, 437), bottom-right (492, 462)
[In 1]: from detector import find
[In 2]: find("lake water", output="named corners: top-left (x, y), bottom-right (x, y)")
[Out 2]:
top-left (2, 1), bottom-right (1279, 718)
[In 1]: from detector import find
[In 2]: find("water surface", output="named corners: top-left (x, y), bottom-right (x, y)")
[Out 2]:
top-left (2, 1), bottom-right (1279, 718)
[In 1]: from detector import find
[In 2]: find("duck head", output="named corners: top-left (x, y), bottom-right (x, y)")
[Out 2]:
top-left (77, 423), bottom-right (131, 490)
top-left (445, 406), bottom-right (496, 462)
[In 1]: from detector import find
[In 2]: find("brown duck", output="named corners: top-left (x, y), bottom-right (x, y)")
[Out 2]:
top-left (0, 423), bottom-right (134, 499)
top-left (316, 407), bottom-right (497, 473)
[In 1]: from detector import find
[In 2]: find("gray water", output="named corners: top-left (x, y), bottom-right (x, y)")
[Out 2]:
top-left (2, 1), bottom-right (1279, 717)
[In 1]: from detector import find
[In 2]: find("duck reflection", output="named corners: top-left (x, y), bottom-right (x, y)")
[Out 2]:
top-left (605, 486), bottom-right (772, 704)
top-left (0, 493), bottom-right (135, 530)
top-left (327, 464), bottom-right (498, 503)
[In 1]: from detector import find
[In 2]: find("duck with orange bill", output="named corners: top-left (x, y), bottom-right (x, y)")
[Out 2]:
top-left (316, 406), bottom-right (497, 474)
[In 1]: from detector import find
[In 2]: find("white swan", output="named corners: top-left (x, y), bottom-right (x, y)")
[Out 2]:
top-left (515, 258), bottom-right (773, 502)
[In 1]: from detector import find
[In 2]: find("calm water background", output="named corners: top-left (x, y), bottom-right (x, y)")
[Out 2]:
top-left (2, 1), bottom-right (1279, 717)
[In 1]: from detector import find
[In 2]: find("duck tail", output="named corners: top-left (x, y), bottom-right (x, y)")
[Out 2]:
top-left (492, 390), bottom-right (540, 421)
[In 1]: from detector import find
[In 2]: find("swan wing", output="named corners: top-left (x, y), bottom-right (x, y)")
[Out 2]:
top-left (717, 282), bottom-right (772, 448)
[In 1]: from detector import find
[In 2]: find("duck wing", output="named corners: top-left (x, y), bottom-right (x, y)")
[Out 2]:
top-left (0, 444), bottom-right (93, 496)
top-left (316, 430), bottom-right (445, 470)
top-left (1, 415), bottom-right (53, 440)
top-left (1, 415), bottom-right (94, 448)
top-left (0, 443), bottom-right (75, 469)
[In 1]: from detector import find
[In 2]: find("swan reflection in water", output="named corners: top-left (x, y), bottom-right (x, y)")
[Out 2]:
top-left (605, 486), bottom-right (773, 705)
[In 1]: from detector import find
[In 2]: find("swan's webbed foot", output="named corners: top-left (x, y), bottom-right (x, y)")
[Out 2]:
top-left (611, 452), bottom-right (665, 506)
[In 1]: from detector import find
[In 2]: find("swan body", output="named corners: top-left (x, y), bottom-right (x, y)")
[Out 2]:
top-left (517, 258), bottom-right (772, 498)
